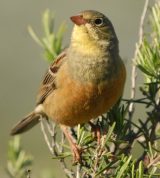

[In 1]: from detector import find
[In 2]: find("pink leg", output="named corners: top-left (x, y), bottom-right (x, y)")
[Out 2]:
top-left (60, 125), bottom-right (82, 163)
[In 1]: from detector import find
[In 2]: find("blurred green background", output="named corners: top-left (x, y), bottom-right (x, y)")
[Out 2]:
top-left (0, 0), bottom-right (153, 177)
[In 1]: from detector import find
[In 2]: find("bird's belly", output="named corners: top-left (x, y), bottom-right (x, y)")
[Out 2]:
top-left (43, 69), bottom-right (125, 127)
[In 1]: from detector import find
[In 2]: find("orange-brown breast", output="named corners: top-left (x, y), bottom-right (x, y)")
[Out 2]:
top-left (43, 62), bottom-right (126, 127)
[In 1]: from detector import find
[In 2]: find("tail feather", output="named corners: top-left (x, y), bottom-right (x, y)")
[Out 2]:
top-left (10, 112), bottom-right (40, 135)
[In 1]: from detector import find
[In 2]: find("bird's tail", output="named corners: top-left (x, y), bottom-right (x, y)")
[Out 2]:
top-left (10, 112), bottom-right (41, 135)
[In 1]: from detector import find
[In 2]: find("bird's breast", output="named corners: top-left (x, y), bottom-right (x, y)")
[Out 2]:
top-left (43, 60), bottom-right (126, 126)
top-left (67, 53), bottom-right (118, 84)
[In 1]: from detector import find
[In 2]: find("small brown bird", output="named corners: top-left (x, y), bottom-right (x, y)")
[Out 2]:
top-left (11, 10), bottom-right (126, 162)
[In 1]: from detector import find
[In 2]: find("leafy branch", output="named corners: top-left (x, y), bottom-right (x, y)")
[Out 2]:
top-left (28, 9), bottom-right (66, 62)
top-left (6, 136), bottom-right (33, 178)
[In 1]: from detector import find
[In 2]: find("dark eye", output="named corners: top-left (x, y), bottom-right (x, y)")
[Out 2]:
top-left (94, 18), bottom-right (103, 26)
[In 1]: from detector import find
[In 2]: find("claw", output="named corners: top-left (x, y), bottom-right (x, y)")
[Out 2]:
top-left (71, 143), bottom-right (82, 163)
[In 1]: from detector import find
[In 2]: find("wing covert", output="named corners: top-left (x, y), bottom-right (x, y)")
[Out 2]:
top-left (36, 49), bottom-right (67, 105)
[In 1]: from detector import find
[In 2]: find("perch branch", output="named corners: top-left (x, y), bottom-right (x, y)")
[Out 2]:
top-left (129, 0), bottom-right (149, 119)
top-left (40, 118), bottom-right (75, 178)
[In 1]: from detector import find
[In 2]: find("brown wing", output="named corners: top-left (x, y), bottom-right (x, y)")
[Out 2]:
top-left (36, 49), bottom-right (67, 105)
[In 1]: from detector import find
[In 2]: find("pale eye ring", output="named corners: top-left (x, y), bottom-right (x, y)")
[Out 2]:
top-left (94, 18), bottom-right (104, 26)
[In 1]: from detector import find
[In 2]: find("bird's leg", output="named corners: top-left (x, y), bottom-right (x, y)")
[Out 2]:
top-left (89, 121), bottom-right (101, 144)
top-left (60, 125), bottom-right (82, 163)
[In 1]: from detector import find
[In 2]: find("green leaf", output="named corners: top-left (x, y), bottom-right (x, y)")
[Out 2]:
top-left (105, 122), bottom-right (116, 143)
top-left (138, 161), bottom-right (144, 178)
top-left (116, 156), bottom-right (132, 178)
top-left (137, 65), bottom-right (155, 77)
top-left (28, 26), bottom-right (43, 47)
top-left (28, 9), bottom-right (66, 61)
top-left (42, 9), bottom-right (54, 38)
top-left (132, 163), bottom-right (135, 178)
top-left (55, 22), bottom-right (66, 54)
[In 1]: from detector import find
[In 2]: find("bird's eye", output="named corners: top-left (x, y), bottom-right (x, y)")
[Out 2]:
top-left (94, 18), bottom-right (103, 26)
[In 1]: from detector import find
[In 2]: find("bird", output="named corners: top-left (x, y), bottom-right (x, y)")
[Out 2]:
top-left (11, 10), bottom-right (126, 162)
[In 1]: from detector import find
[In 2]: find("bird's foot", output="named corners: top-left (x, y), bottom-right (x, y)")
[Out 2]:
top-left (71, 143), bottom-right (82, 164)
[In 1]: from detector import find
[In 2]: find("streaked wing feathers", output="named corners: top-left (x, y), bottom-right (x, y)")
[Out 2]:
top-left (36, 49), bottom-right (67, 105)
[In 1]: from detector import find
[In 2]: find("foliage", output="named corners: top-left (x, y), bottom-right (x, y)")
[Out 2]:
top-left (28, 9), bottom-right (66, 62)
top-left (6, 136), bottom-right (33, 178)
top-left (6, 2), bottom-right (160, 178)
top-left (136, 1), bottom-right (160, 82)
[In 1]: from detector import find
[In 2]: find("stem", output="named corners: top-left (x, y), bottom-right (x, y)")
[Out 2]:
top-left (40, 118), bottom-right (76, 178)
top-left (129, 0), bottom-right (150, 119)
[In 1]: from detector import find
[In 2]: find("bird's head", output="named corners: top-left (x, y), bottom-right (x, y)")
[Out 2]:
top-left (70, 10), bottom-right (118, 51)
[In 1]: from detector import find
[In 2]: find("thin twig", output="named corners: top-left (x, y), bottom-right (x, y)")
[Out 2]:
top-left (129, 0), bottom-right (150, 119)
top-left (76, 164), bottom-right (81, 178)
top-left (40, 118), bottom-right (76, 178)
top-left (40, 118), bottom-right (54, 154)
top-left (147, 155), bottom-right (160, 168)
top-left (45, 119), bottom-right (60, 156)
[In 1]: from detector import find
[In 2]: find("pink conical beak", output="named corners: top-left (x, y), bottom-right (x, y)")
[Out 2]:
top-left (70, 15), bottom-right (87, 26)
